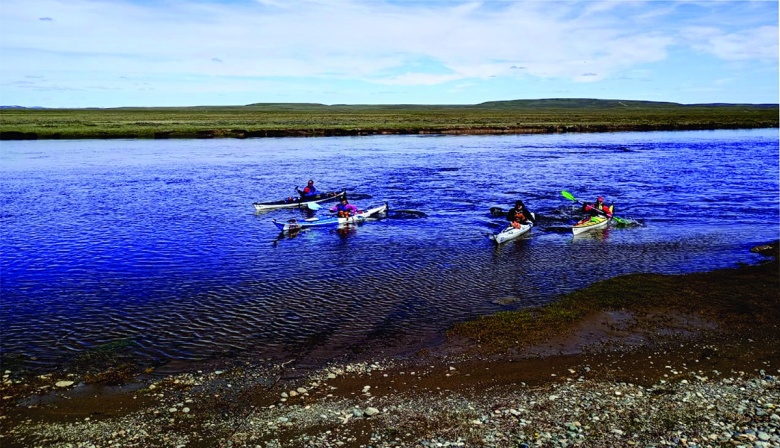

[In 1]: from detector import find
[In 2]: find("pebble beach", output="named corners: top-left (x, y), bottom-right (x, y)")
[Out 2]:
top-left (2, 253), bottom-right (778, 448)
top-left (4, 352), bottom-right (779, 448)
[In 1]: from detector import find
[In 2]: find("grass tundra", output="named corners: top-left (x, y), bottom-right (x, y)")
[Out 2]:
top-left (1, 99), bottom-right (777, 140)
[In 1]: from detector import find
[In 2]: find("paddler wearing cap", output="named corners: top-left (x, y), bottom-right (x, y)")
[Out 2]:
top-left (583, 196), bottom-right (613, 218)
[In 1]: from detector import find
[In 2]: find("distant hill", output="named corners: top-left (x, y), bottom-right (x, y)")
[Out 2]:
top-left (241, 98), bottom-right (779, 110)
top-left (0, 105), bottom-right (46, 109)
top-left (2, 99), bottom-right (777, 110)
top-left (243, 102), bottom-right (329, 109)
top-left (472, 98), bottom-right (778, 109)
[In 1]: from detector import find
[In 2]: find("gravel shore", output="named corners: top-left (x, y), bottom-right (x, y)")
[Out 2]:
top-left (3, 257), bottom-right (778, 448)
top-left (4, 352), bottom-right (779, 448)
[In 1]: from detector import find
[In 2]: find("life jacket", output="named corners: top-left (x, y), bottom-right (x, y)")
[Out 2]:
top-left (586, 202), bottom-right (610, 214)
top-left (508, 208), bottom-right (528, 223)
top-left (336, 203), bottom-right (353, 217)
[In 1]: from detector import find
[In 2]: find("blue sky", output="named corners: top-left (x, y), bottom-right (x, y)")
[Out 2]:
top-left (1, 0), bottom-right (777, 108)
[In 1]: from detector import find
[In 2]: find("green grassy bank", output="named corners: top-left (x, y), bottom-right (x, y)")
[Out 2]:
top-left (1, 99), bottom-right (777, 140)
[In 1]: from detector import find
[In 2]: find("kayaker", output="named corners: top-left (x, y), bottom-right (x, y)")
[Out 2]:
top-left (296, 179), bottom-right (318, 199)
top-left (584, 196), bottom-right (613, 217)
top-left (507, 200), bottom-right (535, 228)
top-left (331, 196), bottom-right (359, 218)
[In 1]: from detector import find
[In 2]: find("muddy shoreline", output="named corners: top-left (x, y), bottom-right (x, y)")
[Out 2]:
top-left (2, 122), bottom-right (775, 141)
top-left (2, 249), bottom-right (778, 447)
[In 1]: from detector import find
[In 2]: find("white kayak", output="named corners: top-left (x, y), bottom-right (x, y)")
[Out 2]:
top-left (273, 203), bottom-right (388, 232)
top-left (253, 190), bottom-right (345, 211)
top-left (490, 218), bottom-right (534, 244)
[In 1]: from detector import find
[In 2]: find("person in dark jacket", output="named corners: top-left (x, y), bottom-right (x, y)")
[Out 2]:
top-left (506, 200), bottom-right (536, 228)
top-left (296, 179), bottom-right (318, 199)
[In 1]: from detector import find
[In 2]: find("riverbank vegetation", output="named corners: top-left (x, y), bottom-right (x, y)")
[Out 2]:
top-left (1, 99), bottom-right (777, 140)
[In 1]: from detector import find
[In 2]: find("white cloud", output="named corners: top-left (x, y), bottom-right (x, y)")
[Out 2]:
top-left (684, 25), bottom-right (779, 61)
top-left (0, 0), bottom-right (776, 106)
top-left (381, 73), bottom-right (463, 86)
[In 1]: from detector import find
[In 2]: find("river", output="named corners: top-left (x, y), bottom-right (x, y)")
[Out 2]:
top-left (1, 129), bottom-right (778, 372)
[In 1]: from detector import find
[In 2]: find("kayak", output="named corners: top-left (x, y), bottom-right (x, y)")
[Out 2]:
top-left (572, 205), bottom-right (613, 235)
top-left (253, 190), bottom-right (345, 211)
top-left (572, 215), bottom-right (611, 235)
top-left (489, 213), bottom-right (535, 244)
top-left (490, 221), bottom-right (533, 244)
top-left (273, 203), bottom-right (388, 232)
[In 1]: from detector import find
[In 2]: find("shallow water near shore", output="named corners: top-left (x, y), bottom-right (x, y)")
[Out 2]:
top-left (1, 129), bottom-right (778, 373)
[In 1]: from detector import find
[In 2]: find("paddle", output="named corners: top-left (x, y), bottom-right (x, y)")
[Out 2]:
top-left (489, 206), bottom-right (507, 217)
top-left (293, 186), bottom-right (322, 210)
top-left (561, 190), bottom-right (630, 225)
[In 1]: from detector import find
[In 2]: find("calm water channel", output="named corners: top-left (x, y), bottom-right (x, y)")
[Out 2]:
top-left (1, 129), bottom-right (778, 372)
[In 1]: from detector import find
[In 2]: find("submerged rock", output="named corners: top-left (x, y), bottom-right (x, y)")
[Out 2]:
top-left (751, 241), bottom-right (779, 259)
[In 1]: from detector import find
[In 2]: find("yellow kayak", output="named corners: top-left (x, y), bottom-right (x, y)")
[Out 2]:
top-left (572, 205), bottom-right (613, 235)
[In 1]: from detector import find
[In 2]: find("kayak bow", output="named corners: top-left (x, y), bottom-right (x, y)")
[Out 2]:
top-left (490, 221), bottom-right (534, 244)
top-left (489, 213), bottom-right (535, 244)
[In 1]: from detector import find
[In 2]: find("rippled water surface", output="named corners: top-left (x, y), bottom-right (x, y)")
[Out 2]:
top-left (2, 130), bottom-right (778, 371)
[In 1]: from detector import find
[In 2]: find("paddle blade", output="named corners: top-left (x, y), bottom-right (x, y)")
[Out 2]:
top-left (561, 190), bottom-right (576, 201)
top-left (489, 206), bottom-right (506, 217)
top-left (306, 202), bottom-right (322, 210)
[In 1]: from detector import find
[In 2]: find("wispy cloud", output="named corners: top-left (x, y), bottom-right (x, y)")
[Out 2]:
top-left (683, 25), bottom-right (779, 61)
top-left (0, 0), bottom-right (776, 107)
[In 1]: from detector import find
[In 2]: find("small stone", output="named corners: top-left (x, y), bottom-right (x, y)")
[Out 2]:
top-left (55, 381), bottom-right (74, 388)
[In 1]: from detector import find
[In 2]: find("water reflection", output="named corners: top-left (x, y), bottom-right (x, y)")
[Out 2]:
top-left (572, 227), bottom-right (612, 241)
top-left (335, 225), bottom-right (359, 240)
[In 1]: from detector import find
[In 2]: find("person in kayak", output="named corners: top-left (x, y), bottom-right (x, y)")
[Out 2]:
top-left (296, 179), bottom-right (318, 199)
top-left (331, 196), bottom-right (359, 218)
top-left (584, 196), bottom-right (613, 218)
top-left (507, 200), bottom-right (536, 228)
